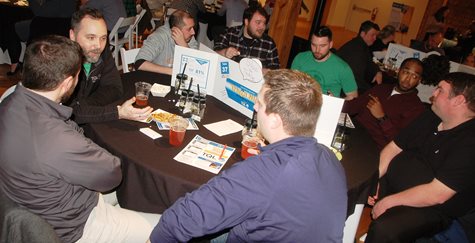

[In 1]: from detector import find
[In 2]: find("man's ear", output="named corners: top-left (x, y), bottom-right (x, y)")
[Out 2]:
top-left (452, 94), bottom-right (467, 107)
top-left (60, 76), bottom-right (74, 94)
top-left (269, 112), bottom-right (283, 130)
top-left (69, 29), bottom-right (75, 41)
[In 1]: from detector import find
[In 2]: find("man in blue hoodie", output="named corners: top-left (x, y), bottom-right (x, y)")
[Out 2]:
top-left (149, 69), bottom-right (348, 242)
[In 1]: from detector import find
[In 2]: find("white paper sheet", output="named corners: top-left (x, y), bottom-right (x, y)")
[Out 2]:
top-left (204, 119), bottom-right (243, 136)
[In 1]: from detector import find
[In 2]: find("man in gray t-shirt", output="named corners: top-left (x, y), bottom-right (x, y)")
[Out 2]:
top-left (134, 10), bottom-right (199, 75)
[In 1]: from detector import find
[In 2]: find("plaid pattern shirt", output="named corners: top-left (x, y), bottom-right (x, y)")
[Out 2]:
top-left (214, 26), bottom-right (280, 69)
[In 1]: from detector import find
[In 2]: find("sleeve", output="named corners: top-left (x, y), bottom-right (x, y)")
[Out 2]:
top-left (436, 138), bottom-right (475, 192)
top-left (290, 53), bottom-right (303, 70)
top-left (194, 0), bottom-right (207, 13)
top-left (378, 99), bottom-right (425, 143)
top-left (213, 30), bottom-right (230, 51)
top-left (135, 31), bottom-right (164, 63)
top-left (79, 48), bottom-right (123, 106)
top-left (45, 123), bottom-right (122, 192)
top-left (150, 158), bottom-right (272, 242)
top-left (342, 90), bottom-right (370, 114)
top-left (71, 102), bottom-right (119, 124)
top-left (340, 62), bottom-right (358, 94)
top-left (216, 0), bottom-right (227, 16)
top-left (394, 109), bottom-right (438, 150)
top-left (265, 40), bottom-right (280, 69)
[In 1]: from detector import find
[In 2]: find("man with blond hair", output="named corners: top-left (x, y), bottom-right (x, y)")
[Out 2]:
top-left (149, 69), bottom-right (347, 242)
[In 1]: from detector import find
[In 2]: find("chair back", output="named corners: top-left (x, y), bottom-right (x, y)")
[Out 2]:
top-left (109, 9), bottom-right (147, 68)
top-left (120, 48), bottom-right (140, 73)
top-left (109, 16), bottom-right (137, 67)
top-left (132, 9), bottom-right (147, 48)
top-left (0, 189), bottom-right (61, 243)
top-left (0, 85), bottom-right (17, 103)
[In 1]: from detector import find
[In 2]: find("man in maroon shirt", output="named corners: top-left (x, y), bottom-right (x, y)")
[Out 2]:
top-left (343, 58), bottom-right (426, 149)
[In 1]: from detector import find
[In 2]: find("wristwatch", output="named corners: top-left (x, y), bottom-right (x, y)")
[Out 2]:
top-left (377, 115), bottom-right (388, 123)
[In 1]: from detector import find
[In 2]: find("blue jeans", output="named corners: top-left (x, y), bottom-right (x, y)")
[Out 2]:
top-left (433, 220), bottom-right (469, 243)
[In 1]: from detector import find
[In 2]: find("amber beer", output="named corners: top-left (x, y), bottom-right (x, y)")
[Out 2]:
top-left (169, 117), bottom-right (188, 146)
top-left (134, 82), bottom-right (152, 107)
top-left (135, 95), bottom-right (148, 107)
top-left (241, 139), bottom-right (258, 159)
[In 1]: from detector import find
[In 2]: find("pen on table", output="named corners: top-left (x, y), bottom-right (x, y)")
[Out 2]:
top-left (219, 144), bottom-right (227, 160)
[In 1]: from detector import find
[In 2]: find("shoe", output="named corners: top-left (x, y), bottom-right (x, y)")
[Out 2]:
top-left (6, 63), bottom-right (21, 76)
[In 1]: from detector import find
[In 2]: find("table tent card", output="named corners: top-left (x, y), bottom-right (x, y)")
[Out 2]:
top-left (172, 45), bottom-right (263, 119)
top-left (314, 95), bottom-right (345, 148)
top-left (172, 45), bottom-right (344, 152)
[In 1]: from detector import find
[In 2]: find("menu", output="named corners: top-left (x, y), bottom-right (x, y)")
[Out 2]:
top-left (174, 135), bottom-right (235, 174)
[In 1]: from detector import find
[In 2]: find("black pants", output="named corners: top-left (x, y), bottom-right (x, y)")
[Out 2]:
top-left (365, 206), bottom-right (452, 243)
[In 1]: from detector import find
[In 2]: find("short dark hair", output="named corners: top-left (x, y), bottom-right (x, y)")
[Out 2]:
top-left (263, 69), bottom-right (322, 136)
top-left (378, 25), bottom-right (396, 39)
top-left (358, 20), bottom-right (380, 35)
top-left (71, 8), bottom-right (104, 32)
top-left (443, 72), bottom-right (475, 113)
top-left (22, 35), bottom-right (83, 91)
top-left (169, 10), bottom-right (193, 28)
top-left (400, 57), bottom-right (423, 71)
top-left (313, 26), bottom-right (333, 41)
top-left (243, 4), bottom-right (269, 25)
top-left (434, 6), bottom-right (449, 23)
top-left (421, 54), bottom-right (450, 86)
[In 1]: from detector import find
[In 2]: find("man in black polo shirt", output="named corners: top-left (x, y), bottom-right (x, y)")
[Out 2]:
top-left (214, 4), bottom-right (279, 72)
top-left (366, 72), bottom-right (475, 242)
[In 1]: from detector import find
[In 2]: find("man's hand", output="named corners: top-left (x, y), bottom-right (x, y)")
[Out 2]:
top-left (371, 196), bottom-right (391, 219)
top-left (117, 97), bottom-right (153, 121)
top-left (224, 47), bottom-right (240, 59)
top-left (171, 27), bottom-right (188, 47)
top-left (367, 94), bottom-right (385, 119)
top-left (368, 183), bottom-right (380, 206)
top-left (372, 71), bottom-right (383, 84)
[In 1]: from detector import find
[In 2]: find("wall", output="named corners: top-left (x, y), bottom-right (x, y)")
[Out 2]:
top-left (326, 0), bottom-right (430, 46)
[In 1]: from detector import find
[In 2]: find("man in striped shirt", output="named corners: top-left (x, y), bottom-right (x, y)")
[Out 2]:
top-left (214, 4), bottom-right (280, 72)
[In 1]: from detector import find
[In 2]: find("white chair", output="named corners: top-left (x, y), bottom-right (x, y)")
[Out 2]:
top-left (109, 9), bottom-right (146, 69)
top-left (120, 47), bottom-right (140, 73)
top-left (342, 204), bottom-right (365, 243)
top-left (109, 16), bottom-right (136, 67)
top-left (132, 9), bottom-right (147, 48)
top-left (0, 85), bottom-right (17, 103)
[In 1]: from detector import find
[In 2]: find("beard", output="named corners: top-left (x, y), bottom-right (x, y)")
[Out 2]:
top-left (247, 25), bottom-right (264, 39)
top-left (312, 50), bottom-right (330, 61)
top-left (60, 85), bottom-right (76, 104)
top-left (83, 48), bottom-right (103, 63)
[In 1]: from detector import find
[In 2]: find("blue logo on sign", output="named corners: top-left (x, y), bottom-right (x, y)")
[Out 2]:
top-left (220, 62), bottom-right (229, 74)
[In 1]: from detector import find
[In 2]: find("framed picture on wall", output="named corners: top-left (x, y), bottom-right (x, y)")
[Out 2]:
top-left (389, 2), bottom-right (414, 33)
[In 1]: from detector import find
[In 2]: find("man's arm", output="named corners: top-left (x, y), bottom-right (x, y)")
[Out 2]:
top-left (372, 178), bottom-right (456, 219)
top-left (137, 60), bottom-right (173, 75)
top-left (344, 91), bottom-right (358, 100)
top-left (50, 125), bottom-right (122, 192)
top-left (379, 141), bottom-right (402, 178)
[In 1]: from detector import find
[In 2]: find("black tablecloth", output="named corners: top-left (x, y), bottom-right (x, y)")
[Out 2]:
top-left (84, 70), bottom-right (379, 216)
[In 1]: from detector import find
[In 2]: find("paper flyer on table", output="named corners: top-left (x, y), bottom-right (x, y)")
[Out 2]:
top-left (174, 135), bottom-right (235, 174)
